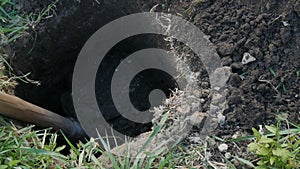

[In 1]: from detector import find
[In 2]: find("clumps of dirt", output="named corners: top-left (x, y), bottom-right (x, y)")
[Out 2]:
top-left (181, 0), bottom-right (300, 133)
top-left (147, 0), bottom-right (300, 133)
top-left (153, 0), bottom-right (299, 167)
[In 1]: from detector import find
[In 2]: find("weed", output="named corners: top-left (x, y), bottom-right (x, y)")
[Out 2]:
top-left (221, 117), bottom-right (300, 169)
top-left (246, 123), bottom-right (300, 169)
top-left (239, 71), bottom-right (248, 80)
top-left (269, 67), bottom-right (277, 77)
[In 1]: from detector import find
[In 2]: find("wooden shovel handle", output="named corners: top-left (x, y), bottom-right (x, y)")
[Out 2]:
top-left (0, 91), bottom-right (85, 139)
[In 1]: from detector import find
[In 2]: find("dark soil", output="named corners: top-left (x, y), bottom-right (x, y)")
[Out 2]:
top-left (187, 0), bottom-right (300, 134)
top-left (5, 0), bottom-right (300, 167)
top-left (158, 0), bottom-right (300, 166)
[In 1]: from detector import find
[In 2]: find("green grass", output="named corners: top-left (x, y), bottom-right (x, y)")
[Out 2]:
top-left (0, 0), bottom-right (27, 45)
top-left (0, 118), bottom-right (67, 168)
top-left (268, 67), bottom-right (277, 77)
top-left (0, 114), bottom-right (178, 168)
top-left (0, 0), bottom-right (57, 93)
top-left (0, 0), bottom-right (57, 44)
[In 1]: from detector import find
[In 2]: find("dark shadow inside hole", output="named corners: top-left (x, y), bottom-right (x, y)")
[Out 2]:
top-left (129, 68), bottom-right (178, 111)
top-left (95, 33), bottom-right (177, 137)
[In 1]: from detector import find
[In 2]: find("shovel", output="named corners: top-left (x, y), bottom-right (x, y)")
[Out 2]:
top-left (0, 91), bottom-right (86, 140)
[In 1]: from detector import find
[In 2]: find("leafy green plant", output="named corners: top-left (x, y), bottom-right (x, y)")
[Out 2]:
top-left (247, 124), bottom-right (300, 169)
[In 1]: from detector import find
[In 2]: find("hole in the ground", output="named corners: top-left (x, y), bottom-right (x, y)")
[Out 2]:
top-left (10, 1), bottom-right (176, 140)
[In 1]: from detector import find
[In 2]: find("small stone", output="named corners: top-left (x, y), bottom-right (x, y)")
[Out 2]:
top-left (218, 143), bottom-right (228, 152)
top-left (176, 105), bottom-right (191, 114)
top-left (231, 131), bottom-right (241, 139)
top-left (251, 47), bottom-right (263, 59)
top-left (233, 159), bottom-right (240, 166)
top-left (225, 152), bottom-right (232, 159)
top-left (213, 87), bottom-right (221, 91)
top-left (189, 112), bottom-right (207, 125)
top-left (282, 21), bottom-right (290, 27)
top-left (280, 28), bottom-right (291, 44)
top-left (217, 113), bottom-right (226, 125)
top-left (284, 48), bottom-right (292, 54)
top-left (242, 52), bottom-right (256, 65)
top-left (200, 98), bottom-right (205, 103)
top-left (255, 29), bottom-right (262, 36)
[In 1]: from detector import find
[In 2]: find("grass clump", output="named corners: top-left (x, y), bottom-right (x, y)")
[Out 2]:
top-left (0, 0), bottom-right (57, 44)
top-left (0, 0), bottom-right (57, 92)
top-left (0, 114), bottom-right (176, 168)
top-left (0, 118), bottom-right (67, 169)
